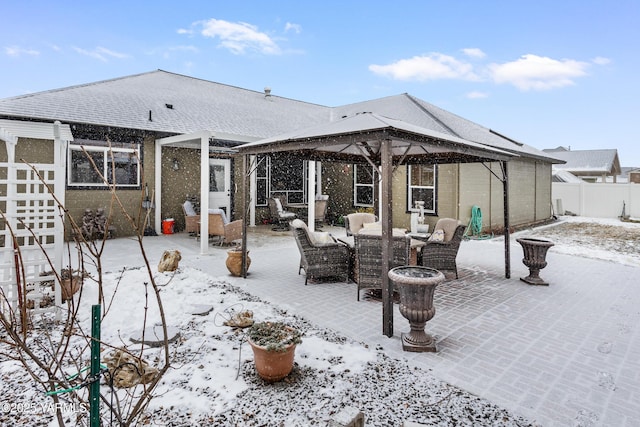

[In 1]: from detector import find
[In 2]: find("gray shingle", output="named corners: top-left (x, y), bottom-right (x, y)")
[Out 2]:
top-left (0, 69), bottom-right (555, 161)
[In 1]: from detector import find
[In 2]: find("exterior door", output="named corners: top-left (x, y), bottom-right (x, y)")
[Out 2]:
top-left (208, 158), bottom-right (231, 215)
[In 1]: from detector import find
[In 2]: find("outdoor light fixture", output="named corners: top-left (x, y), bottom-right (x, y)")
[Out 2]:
top-left (172, 158), bottom-right (180, 171)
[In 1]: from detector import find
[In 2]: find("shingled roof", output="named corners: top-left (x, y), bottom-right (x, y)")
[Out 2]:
top-left (0, 70), bottom-right (330, 139)
top-left (0, 69), bottom-right (557, 162)
top-left (543, 148), bottom-right (621, 176)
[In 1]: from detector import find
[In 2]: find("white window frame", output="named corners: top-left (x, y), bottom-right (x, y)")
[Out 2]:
top-left (407, 164), bottom-right (437, 213)
top-left (353, 164), bottom-right (375, 207)
top-left (67, 143), bottom-right (140, 188)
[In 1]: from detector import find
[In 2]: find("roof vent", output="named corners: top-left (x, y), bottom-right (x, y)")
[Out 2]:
top-left (264, 87), bottom-right (271, 97)
top-left (165, 103), bottom-right (173, 109)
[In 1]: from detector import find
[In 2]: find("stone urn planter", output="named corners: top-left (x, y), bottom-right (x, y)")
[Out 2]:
top-left (247, 321), bottom-right (302, 382)
top-left (516, 237), bottom-right (554, 286)
top-left (388, 266), bottom-right (445, 352)
top-left (226, 248), bottom-right (251, 277)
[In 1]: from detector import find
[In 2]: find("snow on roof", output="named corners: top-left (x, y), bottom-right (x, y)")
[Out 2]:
top-left (0, 70), bottom-right (554, 161)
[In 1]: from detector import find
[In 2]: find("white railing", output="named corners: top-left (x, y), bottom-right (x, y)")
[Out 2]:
top-left (552, 182), bottom-right (640, 218)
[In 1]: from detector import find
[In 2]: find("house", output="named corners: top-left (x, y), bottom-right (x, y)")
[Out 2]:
top-left (1, 70), bottom-right (561, 246)
top-left (543, 147), bottom-right (621, 183)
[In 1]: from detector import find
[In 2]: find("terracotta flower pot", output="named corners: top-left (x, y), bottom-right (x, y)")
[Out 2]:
top-left (247, 339), bottom-right (297, 382)
top-left (226, 249), bottom-right (251, 277)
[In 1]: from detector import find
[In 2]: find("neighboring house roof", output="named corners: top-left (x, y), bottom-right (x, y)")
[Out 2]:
top-left (542, 148), bottom-right (621, 176)
top-left (551, 169), bottom-right (583, 183)
top-left (0, 69), bottom-right (554, 162)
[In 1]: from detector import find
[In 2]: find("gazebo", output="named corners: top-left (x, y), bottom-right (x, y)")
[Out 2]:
top-left (236, 112), bottom-right (516, 337)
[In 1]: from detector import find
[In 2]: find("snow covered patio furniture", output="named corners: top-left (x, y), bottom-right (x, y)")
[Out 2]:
top-left (420, 218), bottom-right (466, 279)
top-left (344, 212), bottom-right (377, 236)
top-left (182, 201), bottom-right (200, 235)
top-left (354, 233), bottom-right (411, 301)
top-left (268, 197), bottom-right (297, 231)
top-left (207, 210), bottom-right (243, 246)
top-left (290, 219), bottom-right (349, 285)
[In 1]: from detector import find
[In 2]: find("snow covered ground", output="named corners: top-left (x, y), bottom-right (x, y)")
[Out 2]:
top-left (1, 216), bottom-right (638, 426)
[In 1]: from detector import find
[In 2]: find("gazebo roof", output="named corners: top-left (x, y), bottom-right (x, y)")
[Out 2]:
top-left (237, 112), bottom-right (516, 165)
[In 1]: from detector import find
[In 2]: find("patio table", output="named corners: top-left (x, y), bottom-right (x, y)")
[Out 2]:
top-left (337, 234), bottom-right (425, 283)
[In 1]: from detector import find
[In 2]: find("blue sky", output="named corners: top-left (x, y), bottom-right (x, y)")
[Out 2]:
top-left (2, 0), bottom-right (639, 166)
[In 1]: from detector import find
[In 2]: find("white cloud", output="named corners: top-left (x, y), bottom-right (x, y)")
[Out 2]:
top-left (488, 54), bottom-right (589, 91)
top-left (369, 53), bottom-right (478, 82)
top-left (466, 91), bottom-right (489, 99)
top-left (285, 22), bottom-right (302, 34)
top-left (185, 18), bottom-right (281, 55)
top-left (462, 48), bottom-right (486, 59)
top-left (4, 46), bottom-right (39, 57)
top-left (73, 46), bottom-right (130, 62)
top-left (592, 56), bottom-right (611, 65)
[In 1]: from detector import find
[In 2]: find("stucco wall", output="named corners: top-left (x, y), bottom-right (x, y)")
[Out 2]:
top-left (64, 135), bottom-right (157, 239)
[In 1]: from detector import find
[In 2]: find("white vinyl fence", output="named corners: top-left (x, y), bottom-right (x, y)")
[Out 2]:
top-left (552, 182), bottom-right (640, 219)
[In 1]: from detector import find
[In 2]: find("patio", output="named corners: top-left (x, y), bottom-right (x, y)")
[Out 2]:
top-left (98, 223), bottom-right (640, 426)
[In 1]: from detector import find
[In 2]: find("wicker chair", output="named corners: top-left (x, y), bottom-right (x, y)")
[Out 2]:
top-left (268, 197), bottom-right (297, 231)
top-left (182, 201), bottom-right (200, 234)
top-left (290, 219), bottom-right (349, 285)
top-left (420, 220), bottom-right (466, 279)
top-left (344, 212), bottom-right (377, 236)
top-left (314, 196), bottom-right (329, 229)
top-left (208, 212), bottom-right (243, 246)
top-left (354, 234), bottom-right (411, 301)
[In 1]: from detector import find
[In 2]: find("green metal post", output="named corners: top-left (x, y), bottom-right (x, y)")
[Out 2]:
top-left (90, 304), bottom-right (101, 426)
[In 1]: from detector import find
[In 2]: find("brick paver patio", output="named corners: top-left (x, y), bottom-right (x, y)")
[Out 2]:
top-left (102, 226), bottom-right (640, 426)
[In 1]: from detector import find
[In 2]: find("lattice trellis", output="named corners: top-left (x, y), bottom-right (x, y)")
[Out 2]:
top-left (1, 125), bottom-right (67, 320)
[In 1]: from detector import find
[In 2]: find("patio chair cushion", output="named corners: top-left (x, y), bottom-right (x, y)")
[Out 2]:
top-left (183, 201), bottom-right (197, 216)
top-left (291, 219), bottom-right (335, 245)
top-left (208, 208), bottom-right (229, 224)
top-left (345, 213), bottom-right (377, 235)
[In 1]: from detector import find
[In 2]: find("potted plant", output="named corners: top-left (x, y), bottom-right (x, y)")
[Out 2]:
top-left (246, 321), bottom-right (302, 382)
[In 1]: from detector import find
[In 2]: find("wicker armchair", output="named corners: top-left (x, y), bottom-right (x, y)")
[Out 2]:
top-left (208, 213), bottom-right (243, 246)
top-left (290, 219), bottom-right (349, 285)
top-left (420, 220), bottom-right (466, 279)
top-left (344, 212), bottom-right (377, 236)
top-left (182, 201), bottom-right (200, 234)
top-left (354, 234), bottom-right (411, 301)
top-left (268, 197), bottom-right (297, 231)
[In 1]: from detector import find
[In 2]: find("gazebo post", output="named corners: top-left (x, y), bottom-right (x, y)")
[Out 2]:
top-left (242, 154), bottom-right (249, 278)
top-left (381, 138), bottom-right (394, 337)
top-left (502, 160), bottom-right (511, 279)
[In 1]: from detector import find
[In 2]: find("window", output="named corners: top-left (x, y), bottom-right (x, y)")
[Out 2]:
top-left (255, 155), bottom-right (269, 206)
top-left (354, 164), bottom-right (375, 207)
top-left (254, 154), bottom-right (307, 206)
top-left (407, 164), bottom-right (436, 213)
top-left (68, 141), bottom-right (140, 188)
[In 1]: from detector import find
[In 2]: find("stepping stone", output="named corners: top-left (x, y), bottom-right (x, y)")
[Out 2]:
top-left (191, 304), bottom-right (214, 316)
top-left (130, 325), bottom-right (180, 347)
